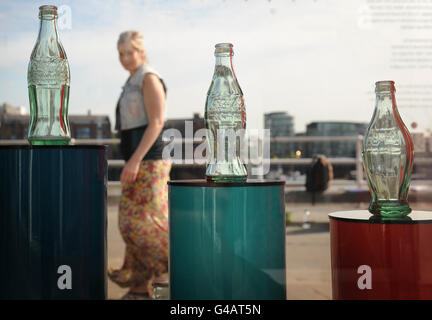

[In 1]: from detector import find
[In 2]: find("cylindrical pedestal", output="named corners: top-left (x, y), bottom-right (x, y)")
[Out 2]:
top-left (330, 210), bottom-right (432, 300)
top-left (168, 180), bottom-right (286, 300)
top-left (0, 145), bottom-right (107, 300)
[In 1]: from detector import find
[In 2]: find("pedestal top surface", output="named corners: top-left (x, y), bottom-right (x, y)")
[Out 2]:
top-left (168, 179), bottom-right (285, 187)
top-left (0, 145), bottom-right (106, 150)
top-left (329, 210), bottom-right (432, 224)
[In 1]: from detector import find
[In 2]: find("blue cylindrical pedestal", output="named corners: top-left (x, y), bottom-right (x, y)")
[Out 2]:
top-left (0, 145), bottom-right (107, 300)
top-left (168, 180), bottom-right (286, 300)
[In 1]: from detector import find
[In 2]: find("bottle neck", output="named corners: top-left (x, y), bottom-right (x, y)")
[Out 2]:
top-left (214, 54), bottom-right (237, 82)
top-left (38, 16), bottom-right (59, 44)
top-left (375, 91), bottom-right (396, 113)
top-left (215, 55), bottom-right (233, 68)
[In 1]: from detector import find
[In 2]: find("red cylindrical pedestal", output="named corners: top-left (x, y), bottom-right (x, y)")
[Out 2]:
top-left (329, 210), bottom-right (432, 300)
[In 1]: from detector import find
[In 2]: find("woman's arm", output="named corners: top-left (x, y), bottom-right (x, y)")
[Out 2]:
top-left (120, 73), bottom-right (166, 184)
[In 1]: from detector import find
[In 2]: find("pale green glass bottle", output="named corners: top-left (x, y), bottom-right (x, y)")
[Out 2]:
top-left (27, 5), bottom-right (71, 145)
top-left (362, 81), bottom-right (414, 217)
top-left (205, 43), bottom-right (247, 182)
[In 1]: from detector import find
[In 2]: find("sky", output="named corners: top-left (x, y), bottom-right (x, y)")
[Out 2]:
top-left (1, 0), bottom-right (432, 134)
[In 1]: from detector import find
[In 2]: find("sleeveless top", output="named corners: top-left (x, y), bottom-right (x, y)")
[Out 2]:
top-left (115, 64), bottom-right (167, 161)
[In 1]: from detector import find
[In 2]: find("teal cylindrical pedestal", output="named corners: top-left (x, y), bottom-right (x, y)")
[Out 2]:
top-left (0, 145), bottom-right (107, 300)
top-left (168, 180), bottom-right (286, 300)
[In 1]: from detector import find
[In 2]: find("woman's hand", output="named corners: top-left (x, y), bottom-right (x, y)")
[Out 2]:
top-left (120, 157), bottom-right (141, 184)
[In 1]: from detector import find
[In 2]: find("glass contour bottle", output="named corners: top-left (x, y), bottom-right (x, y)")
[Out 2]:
top-left (362, 81), bottom-right (414, 217)
top-left (204, 43), bottom-right (247, 182)
top-left (27, 5), bottom-right (71, 145)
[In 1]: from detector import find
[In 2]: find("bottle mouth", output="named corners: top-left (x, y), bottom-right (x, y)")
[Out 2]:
top-left (215, 43), bottom-right (233, 56)
top-left (39, 5), bottom-right (57, 19)
top-left (375, 80), bottom-right (395, 93)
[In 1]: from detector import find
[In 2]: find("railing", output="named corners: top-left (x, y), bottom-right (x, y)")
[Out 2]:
top-left (270, 135), bottom-right (365, 186)
top-left (2, 136), bottom-right (431, 189)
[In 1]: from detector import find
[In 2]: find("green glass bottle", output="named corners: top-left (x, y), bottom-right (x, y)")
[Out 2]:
top-left (27, 5), bottom-right (71, 145)
top-left (204, 43), bottom-right (247, 182)
top-left (362, 81), bottom-right (414, 217)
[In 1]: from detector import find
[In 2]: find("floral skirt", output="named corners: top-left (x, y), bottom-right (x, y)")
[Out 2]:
top-left (108, 160), bottom-right (171, 289)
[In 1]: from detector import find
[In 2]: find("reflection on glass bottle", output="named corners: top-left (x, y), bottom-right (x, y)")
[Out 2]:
top-left (205, 43), bottom-right (247, 182)
top-left (362, 81), bottom-right (414, 217)
top-left (27, 5), bottom-right (71, 145)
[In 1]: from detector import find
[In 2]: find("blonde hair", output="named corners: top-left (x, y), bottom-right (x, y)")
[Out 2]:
top-left (117, 30), bottom-right (148, 61)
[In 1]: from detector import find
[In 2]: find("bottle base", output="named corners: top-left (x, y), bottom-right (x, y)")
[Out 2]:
top-left (28, 137), bottom-right (70, 146)
top-left (205, 161), bottom-right (248, 183)
top-left (206, 175), bottom-right (247, 183)
top-left (368, 201), bottom-right (412, 217)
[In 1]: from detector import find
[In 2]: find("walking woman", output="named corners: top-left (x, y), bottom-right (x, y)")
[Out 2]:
top-left (108, 30), bottom-right (171, 300)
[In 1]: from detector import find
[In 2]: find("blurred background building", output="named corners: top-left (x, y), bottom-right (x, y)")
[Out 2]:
top-left (304, 121), bottom-right (368, 158)
top-left (0, 103), bottom-right (112, 140)
top-left (164, 113), bottom-right (206, 180)
top-left (264, 111), bottom-right (295, 158)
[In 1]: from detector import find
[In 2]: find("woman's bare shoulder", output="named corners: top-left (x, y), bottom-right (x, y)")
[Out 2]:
top-left (143, 72), bottom-right (160, 83)
top-left (142, 73), bottom-right (164, 92)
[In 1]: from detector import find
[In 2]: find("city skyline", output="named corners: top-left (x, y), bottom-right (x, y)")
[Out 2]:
top-left (1, 0), bottom-right (432, 133)
top-left (2, 101), bottom-right (374, 138)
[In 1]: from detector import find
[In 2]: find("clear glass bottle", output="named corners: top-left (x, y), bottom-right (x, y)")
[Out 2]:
top-left (205, 43), bottom-right (247, 182)
top-left (362, 81), bottom-right (414, 217)
top-left (27, 5), bottom-right (71, 145)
